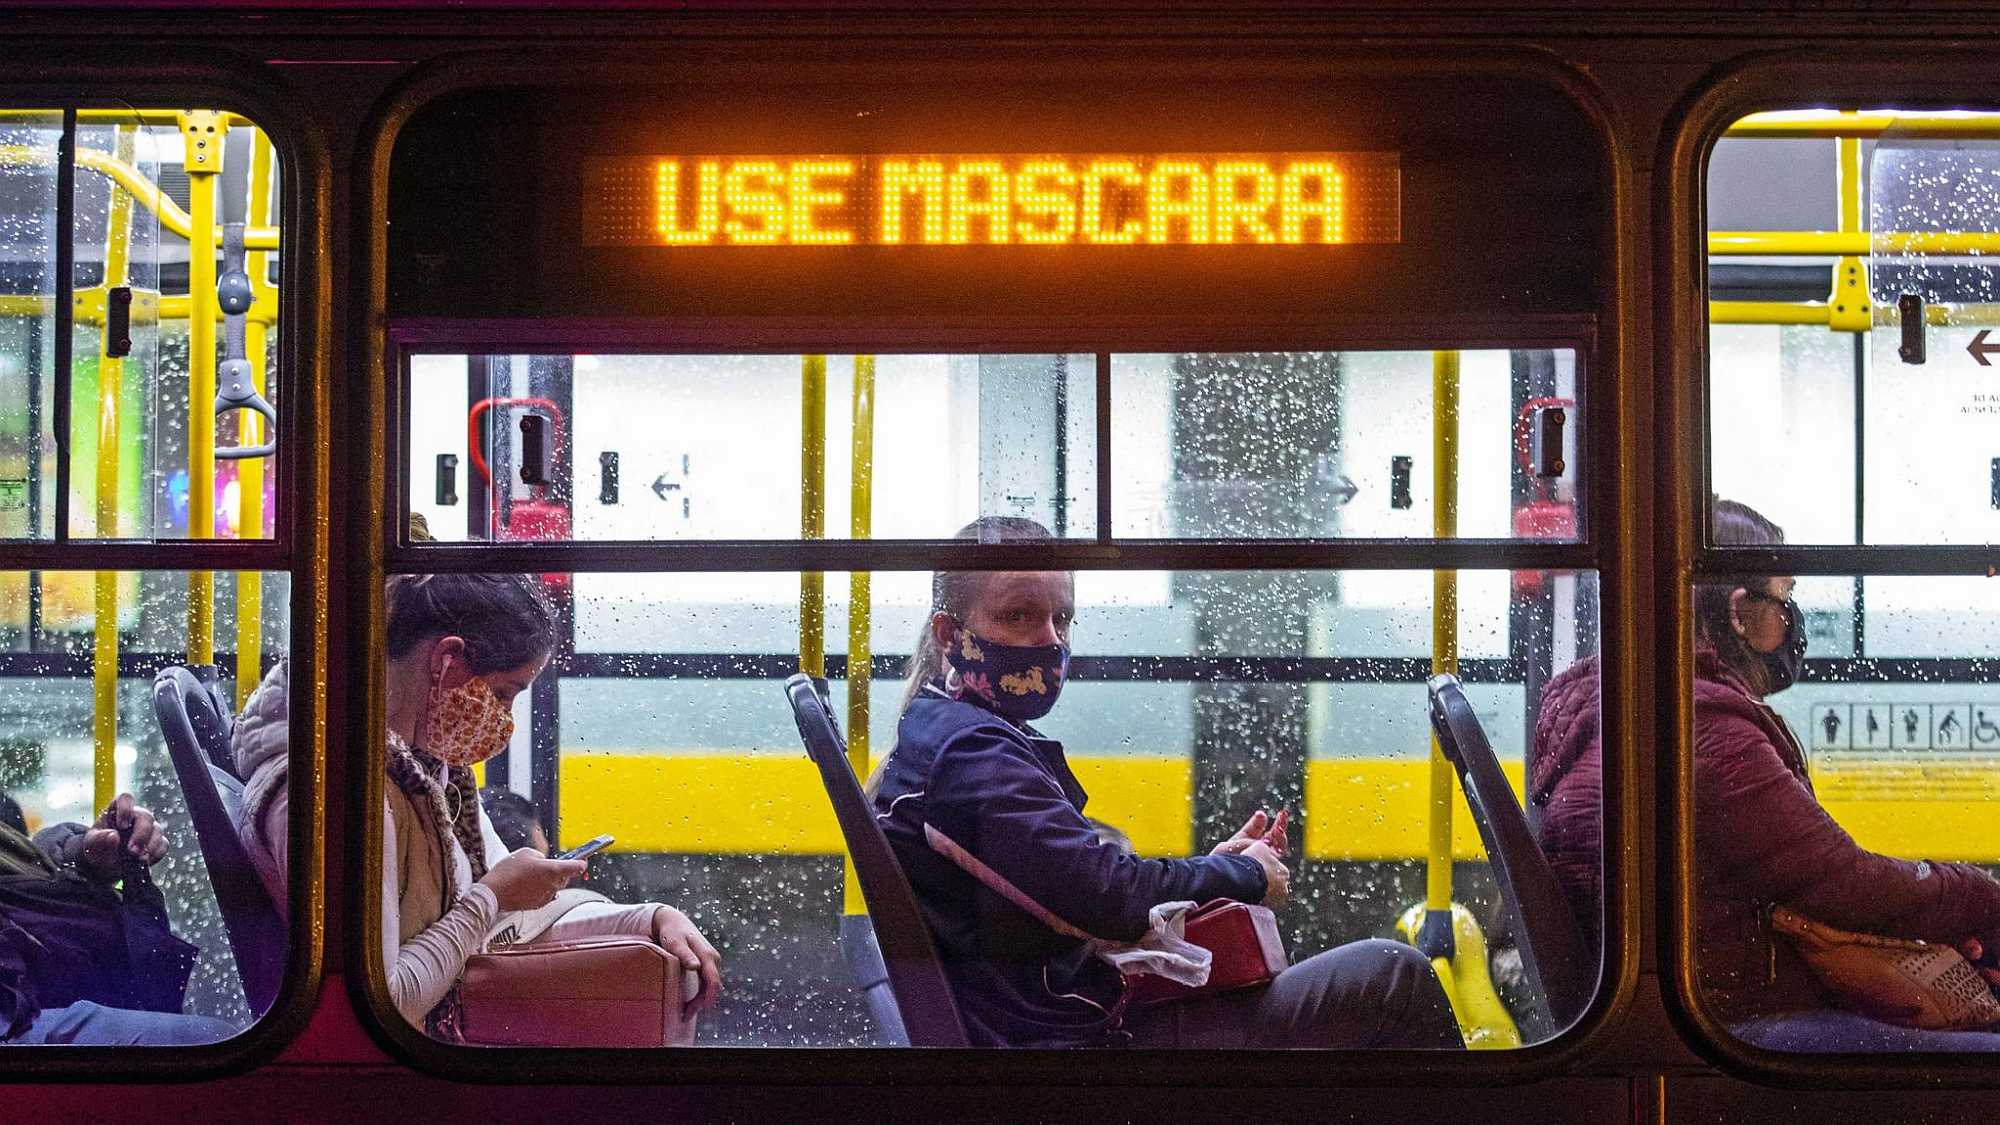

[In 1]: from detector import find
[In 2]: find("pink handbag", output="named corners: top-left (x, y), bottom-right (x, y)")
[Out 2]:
top-left (459, 937), bottom-right (697, 1047)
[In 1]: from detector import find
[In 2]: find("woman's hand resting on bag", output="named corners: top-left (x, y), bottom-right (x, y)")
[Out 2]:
top-left (479, 847), bottom-right (586, 912)
top-left (652, 906), bottom-right (724, 1013)
top-left (1958, 936), bottom-right (2000, 988)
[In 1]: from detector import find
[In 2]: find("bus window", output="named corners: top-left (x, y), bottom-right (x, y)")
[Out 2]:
top-left (406, 353), bottom-right (1096, 542)
top-left (386, 565), bottom-right (1601, 1049)
top-left (0, 112), bottom-right (61, 541)
top-left (0, 570), bottom-right (290, 1047)
top-left (0, 103), bottom-right (299, 1057)
top-left (1111, 350), bottom-right (1580, 541)
top-left (1684, 566), bottom-right (2000, 1052)
top-left (1700, 110), bottom-right (2000, 1054)
top-left (1866, 133), bottom-right (2000, 545)
top-left (1708, 111), bottom-right (2000, 547)
top-left (0, 109), bottom-right (283, 547)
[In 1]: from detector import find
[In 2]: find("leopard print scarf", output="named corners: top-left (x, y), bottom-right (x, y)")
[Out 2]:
top-left (385, 730), bottom-right (486, 1040)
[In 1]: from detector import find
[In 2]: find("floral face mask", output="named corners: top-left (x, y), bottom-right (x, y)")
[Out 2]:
top-left (943, 622), bottom-right (1070, 723)
top-left (419, 664), bottom-right (516, 767)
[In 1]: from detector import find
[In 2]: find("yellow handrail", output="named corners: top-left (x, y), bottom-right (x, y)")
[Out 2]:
top-left (1826, 136), bottom-right (1872, 332)
top-left (0, 144), bottom-right (280, 250)
top-left (1709, 230), bottom-right (2000, 256)
top-left (1727, 110), bottom-right (2000, 139)
top-left (1427, 350), bottom-right (1459, 916)
top-left (75, 108), bottom-right (261, 130)
top-left (182, 112), bottom-right (222, 666)
top-left (799, 355), bottom-right (827, 680)
top-left (844, 355), bottom-right (876, 917)
top-left (1710, 300), bottom-right (2000, 327)
top-left (91, 125), bottom-right (136, 814)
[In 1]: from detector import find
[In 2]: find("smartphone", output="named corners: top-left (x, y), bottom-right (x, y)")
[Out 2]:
top-left (556, 834), bottom-right (614, 861)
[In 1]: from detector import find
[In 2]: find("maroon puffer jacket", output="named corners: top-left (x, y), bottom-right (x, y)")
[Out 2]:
top-left (1532, 649), bottom-right (2000, 1023)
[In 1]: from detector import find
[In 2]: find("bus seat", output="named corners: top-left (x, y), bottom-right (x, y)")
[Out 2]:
top-left (153, 665), bottom-right (286, 1018)
top-left (783, 673), bottom-right (968, 1048)
top-left (1425, 674), bottom-right (1593, 1040)
top-left (839, 913), bottom-right (911, 1047)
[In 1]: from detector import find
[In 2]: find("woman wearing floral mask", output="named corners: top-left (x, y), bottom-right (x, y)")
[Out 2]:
top-left (870, 517), bottom-right (1462, 1049)
top-left (380, 573), bottom-right (723, 1039)
top-left (235, 573), bottom-right (723, 1040)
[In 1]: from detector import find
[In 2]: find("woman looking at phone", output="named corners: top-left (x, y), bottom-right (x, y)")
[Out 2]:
top-left (233, 573), bottom-right (723, 1038)
top-left (869, 517), bottom-right (1463, 1049)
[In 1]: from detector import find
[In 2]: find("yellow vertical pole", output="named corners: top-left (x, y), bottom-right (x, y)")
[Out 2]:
top-left (1838, 132), bottom-right (1864, 234)
top-left (235, 127), bottom-right (273, 705)
top-left (800, 355), bottom-right (827, 679)
top-left (1427, 350), bottom-right (1460, 915)
top-left (91, 125), bottom-right (136, 812)
top-left (1828, 125), bottom-right (1872, 332)
top-left (843, 355), bottom-right (876, 916)
top-left (180, 111), bottom-right (225, 665)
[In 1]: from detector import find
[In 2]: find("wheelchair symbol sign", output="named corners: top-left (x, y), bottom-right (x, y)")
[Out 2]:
top-left (1975, 708), bottom-right (2000, 750)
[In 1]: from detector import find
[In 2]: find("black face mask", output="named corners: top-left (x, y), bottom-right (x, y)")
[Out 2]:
top-left (1744, 591), bottom-right (1808, 693)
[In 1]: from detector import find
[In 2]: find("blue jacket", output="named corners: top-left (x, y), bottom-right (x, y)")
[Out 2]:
top-left (873, 684), bottom-right (1266, 1047)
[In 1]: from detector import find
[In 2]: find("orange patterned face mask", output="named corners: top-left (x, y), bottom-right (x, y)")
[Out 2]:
top-left (419, 668), bottom-right (516, 767)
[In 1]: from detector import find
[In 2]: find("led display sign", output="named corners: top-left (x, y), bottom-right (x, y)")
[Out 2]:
top-left (584, 153), bottom-right (1399, 247)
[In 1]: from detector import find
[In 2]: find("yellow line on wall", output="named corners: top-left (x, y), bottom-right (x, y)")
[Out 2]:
top-left (555, 753), bottom-right (1523, 861)
top-left (551, 751), bottom-right (1992, 863)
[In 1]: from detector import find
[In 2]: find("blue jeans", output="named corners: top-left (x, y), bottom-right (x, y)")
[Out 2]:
top-left (1735, 1009), bottom-right (2000, 1052)
top-left (9, 1001), bottom-right (236, 1046)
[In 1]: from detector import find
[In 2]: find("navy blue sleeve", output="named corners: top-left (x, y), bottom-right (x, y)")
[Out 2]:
top-left (923, 725), bottom-right (1266, 944)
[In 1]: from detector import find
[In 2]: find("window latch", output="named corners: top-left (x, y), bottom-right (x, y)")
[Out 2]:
top-left (105, 286), bottom-right (132, 358)
top-left (1531, 406), bottom-right (1567, 478)
top-left (436, 453), bottom-right (459, 506)
top-left (1899, 292), bottom-right (1926, 365)
top-left (599, 451), bottom-right (620, 504)
top-left (1390, 455), bottom-right (1414, 510)
top-left (518, 414), bottom-right (552, 486)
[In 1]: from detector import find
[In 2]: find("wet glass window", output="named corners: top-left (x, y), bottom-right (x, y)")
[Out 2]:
top-left (383, 566), bottom-right (1601, 1049)
top-left (0, 112), bottom-right (61, 540)
top-left (1685, 568), bottom-right (2000, 1052)
top-left (403, 349), bottom-right (1580, 546)
top-left (406, 353), bottom-right (1097, 542)
top-left (1111, 350), bottom-right (1580, 540)
top-left (0, 570), bottom-right (290, 1047)
top-left (1708, 112), bottom-right (2000, 546)
top-left (1, 110), bottom-right (283, 544)
top-left (0, 104), bottom-right (294, 1055)
top-left (1701, 109), bottom-right (2000, 1054)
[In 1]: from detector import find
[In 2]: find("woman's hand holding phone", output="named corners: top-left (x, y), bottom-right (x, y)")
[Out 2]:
top-left (481, 848), bottom-right (586, 912)
top-left (1212, 808), bottom-right (1290, 858)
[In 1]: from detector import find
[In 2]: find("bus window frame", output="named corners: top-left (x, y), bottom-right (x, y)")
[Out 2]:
top-left (357, 46), bottom-right (1632, 1085)
top-left (1671, 50), bottom-right (2000, 1089)
top-left (0, 55), bottom-right (329, 1080)
top-left (387, 324), bottom-right (1596, 564)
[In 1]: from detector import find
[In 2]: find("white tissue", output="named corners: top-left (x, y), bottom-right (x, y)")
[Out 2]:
top-left (1093, 900), bottom-right (1213, 987)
